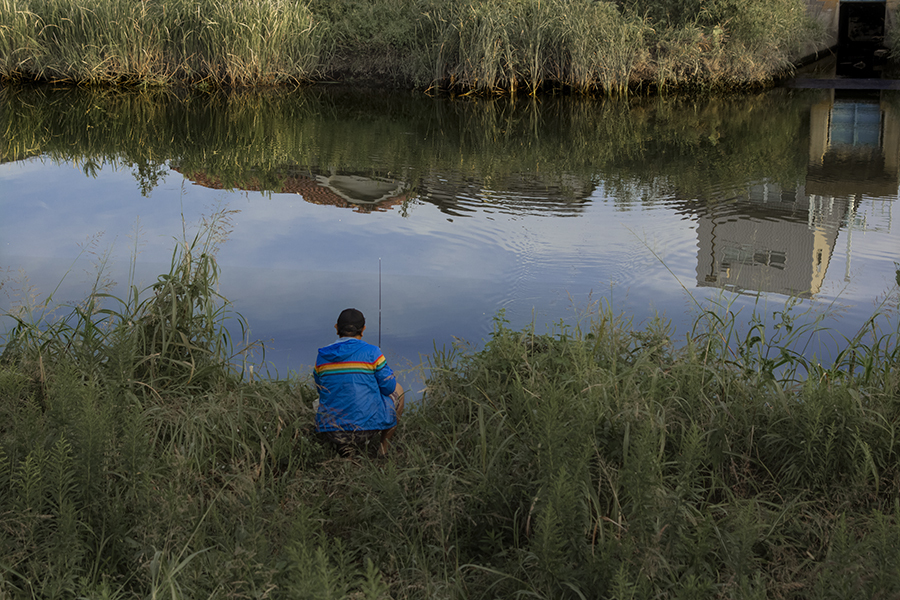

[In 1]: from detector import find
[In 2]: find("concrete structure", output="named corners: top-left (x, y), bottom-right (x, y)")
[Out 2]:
top-left (806, 0), bottom-right (842, 52)
top-left (804, 0), bottom-right (898, 63)
top-left (806, 0), bottom-right (899, 46)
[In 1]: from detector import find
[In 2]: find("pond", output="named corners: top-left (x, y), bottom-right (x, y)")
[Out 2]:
top-left (1, 85), bottom-right (898, 396)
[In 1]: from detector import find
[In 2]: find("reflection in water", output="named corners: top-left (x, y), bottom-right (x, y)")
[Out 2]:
top-left (172, 166), bottom-right (411, 213)
top-left (808, 89), bottom-right (900, 196)
top-left (175, 162), bottom-right (595, 220)
top-left (1, 86), bottom-right (897, 381)
top-left (691, 190), bottom-right (849, 297)
top-left (683, 88), bottom-right (898, 298)
top-left (417, 172), bottom-right (595, 218)
top-left (319, 174), bottom-right (408, 205)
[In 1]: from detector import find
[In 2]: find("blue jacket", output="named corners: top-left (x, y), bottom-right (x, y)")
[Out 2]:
top-left (314, 338), bottom-right (398, 432)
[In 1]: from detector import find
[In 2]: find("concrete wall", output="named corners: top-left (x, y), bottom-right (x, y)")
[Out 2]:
top-left (803, 0), bottom-right (899, 58)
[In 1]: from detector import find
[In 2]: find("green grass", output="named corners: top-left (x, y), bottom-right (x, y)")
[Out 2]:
top-left (1, 208), bottom-right (249, 396)
top-left (0, 0), bottom-right (825, 92)
top-left (1, 215), bottom-right (899, 597)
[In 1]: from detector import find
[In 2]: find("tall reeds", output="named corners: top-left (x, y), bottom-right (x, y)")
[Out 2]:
top-left (424, 0), bottom-right (647, 94)
top-left (0, 0), bottom-right (824, 91)
top-left (397, 295), bottom-right (900, 597)
top-left (1, 209), bottom-right (248, 395)
top-left (317, 0), bottom-right (822, 92)
top-left (0, 0), bottom-right (321, 85)
top-left (621, 0), bottom-right (823, 90)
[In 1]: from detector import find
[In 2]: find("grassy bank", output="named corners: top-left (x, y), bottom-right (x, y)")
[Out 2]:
top-left (0, 0), bottom-right (823, 92)
top-left (0, 0), bottom-right (320, 86)
top-left (1, 214), bottom-right (900, 598)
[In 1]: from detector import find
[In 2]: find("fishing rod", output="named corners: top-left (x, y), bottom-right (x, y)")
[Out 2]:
top-left (378, 257), bottom-right (382, 347)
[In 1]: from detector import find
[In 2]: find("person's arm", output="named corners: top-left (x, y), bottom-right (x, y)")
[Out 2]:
top-left (373, 354), bottom-right (398, 397)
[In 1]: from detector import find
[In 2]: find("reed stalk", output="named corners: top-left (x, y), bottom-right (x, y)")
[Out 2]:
top-left (1, 209), bottom-right (249, 396)
top-left (1, 0), bottom-right (824, 92)
top-left (0, 0), bottom-right (321, 85)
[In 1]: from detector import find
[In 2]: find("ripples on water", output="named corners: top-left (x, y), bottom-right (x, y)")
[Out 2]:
top-left (0, 86), bottom-right (898, 393)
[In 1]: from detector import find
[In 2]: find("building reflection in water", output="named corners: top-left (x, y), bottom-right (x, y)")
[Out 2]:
top-left (174, 165), bottom-right (595, 218)
top-left (171, 166), bottom-right (411, 213)
top-left (695, 188), bottom-right (849, 298)
top-left (694, 89), bottom-right (897, 297)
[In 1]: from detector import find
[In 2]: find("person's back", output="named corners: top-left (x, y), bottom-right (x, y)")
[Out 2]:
top-left (314, 308), bottom-right (404, 457)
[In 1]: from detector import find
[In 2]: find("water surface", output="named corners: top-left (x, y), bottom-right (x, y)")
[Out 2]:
top-left (2, 86), bottom-right (898, 394)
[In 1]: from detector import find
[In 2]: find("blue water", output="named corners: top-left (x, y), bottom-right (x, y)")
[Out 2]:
top-left (2, 87), bottom-right (898, 396)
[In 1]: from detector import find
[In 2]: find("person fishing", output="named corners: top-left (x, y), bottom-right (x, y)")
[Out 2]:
top-left (314, 308), bottom-right (405, 457)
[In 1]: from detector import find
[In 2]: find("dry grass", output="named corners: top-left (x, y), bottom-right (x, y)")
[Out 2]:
top-left (0, 0), bottom-right (321, 85)
top-left (1, 0), bottom-right (824, 92)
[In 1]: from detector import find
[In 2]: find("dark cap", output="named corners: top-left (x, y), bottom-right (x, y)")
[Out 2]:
top-left (336, 308), bottom-right (365, 336)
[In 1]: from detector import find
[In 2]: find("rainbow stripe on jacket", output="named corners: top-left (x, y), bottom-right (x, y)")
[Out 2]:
top-left (314, 354), bottom-right (387, 377)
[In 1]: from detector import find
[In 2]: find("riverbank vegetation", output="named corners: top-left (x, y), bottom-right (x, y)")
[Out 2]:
top-left (1, 214), bottom-right (899, 597)
top-left (0, 0), bottom-right (824, 92)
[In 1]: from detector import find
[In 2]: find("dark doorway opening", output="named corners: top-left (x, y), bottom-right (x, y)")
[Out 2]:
top-left (837, 0), bottom-right (889, 77)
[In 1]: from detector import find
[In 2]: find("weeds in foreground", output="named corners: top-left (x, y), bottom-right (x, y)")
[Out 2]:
top-left (399, 295), bottom-right (900, 597)
top-left (1, 209), bottom-right (248, 397)
top-left (1, 234), bottom-right (898, 596)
